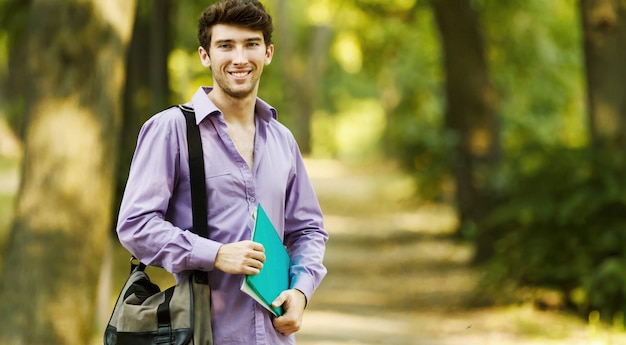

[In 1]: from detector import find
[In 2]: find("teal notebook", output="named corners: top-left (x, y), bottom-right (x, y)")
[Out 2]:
top-left (240, 204), bottom-right (290, 316)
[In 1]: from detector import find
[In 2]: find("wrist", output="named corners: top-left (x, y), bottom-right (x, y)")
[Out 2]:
top-left (294, 288), bottom-right (308, 307)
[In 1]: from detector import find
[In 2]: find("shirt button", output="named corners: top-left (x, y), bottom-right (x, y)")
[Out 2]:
top-left (249, 197), bottom-right (256, 202)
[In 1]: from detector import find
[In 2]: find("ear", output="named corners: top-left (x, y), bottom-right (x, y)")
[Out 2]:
top-left (264, 44), bottom-right (274, 65)
top-left (198, 46), bottom-right (211, 68)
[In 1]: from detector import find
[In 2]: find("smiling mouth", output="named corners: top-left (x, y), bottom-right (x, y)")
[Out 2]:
top-left (229, 71), bottom-right (250, 78)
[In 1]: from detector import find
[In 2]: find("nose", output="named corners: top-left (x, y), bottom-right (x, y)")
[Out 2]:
top-left (233, 46), bottom-right (247, 65)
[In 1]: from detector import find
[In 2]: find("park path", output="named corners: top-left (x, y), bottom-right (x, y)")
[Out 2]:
top-left (296, 158), bottom-right (624, 345)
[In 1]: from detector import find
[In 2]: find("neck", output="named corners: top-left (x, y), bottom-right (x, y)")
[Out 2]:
top-left (208, 88), bottom-right (257, 126)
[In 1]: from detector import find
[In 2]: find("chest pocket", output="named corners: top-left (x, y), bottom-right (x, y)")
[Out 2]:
top-left (203, 165), bottom-right (240, 214)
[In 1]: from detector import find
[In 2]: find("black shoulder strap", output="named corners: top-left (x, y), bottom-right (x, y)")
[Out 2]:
top-left (179, 105), bottom-right (209, 240)
top-left (179, 105), bottom-right (209, 284)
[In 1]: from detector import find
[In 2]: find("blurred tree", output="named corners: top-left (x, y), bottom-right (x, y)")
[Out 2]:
top-left (115, 0), bottom-right (173, 227)
top-left (473, 2), bottom-right (626, 323)
top-left (148, 0), bottom-right (172, 112)
top-left (431, 0), bottom-right (500, 241)
top-left (103, 0), bottom-right (174, 328)
top-left (0, 0), bottom-right (32, 137)
top-left (580, 0), bottom-right (626, 149)
top-left (274, 0), bottom-right (332, 154)
top-left (0, 0), bottom-right (135, 344)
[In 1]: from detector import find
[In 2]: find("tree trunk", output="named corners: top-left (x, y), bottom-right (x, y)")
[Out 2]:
top-left (0, 1), bottom-right (135, 344)
top-left (1, 0), bottom-right (32, 137)
top-left (275, 0), bottom-right (331, 154)
top-left (432, 0), bottom-right (500, 243)
top-left (115, 0), bottom-right (173, 226)
top-left (149, 0), bottom-right (172, 115)
top-left (580, 0), bottom-right (626, 149)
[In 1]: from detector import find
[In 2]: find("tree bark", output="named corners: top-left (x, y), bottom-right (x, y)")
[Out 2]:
top-left (149, 0), bottom-right (172, 114)
top-left (432, 0), bottom-right (500, 243)
top-left (275, 0), bottom-right (331, 154)
top-left (116, 0), bottom-right (172, 226)
top-left (580, 0), bottom-right (626, 149)
top-left (1, 0), bottom-right (32, 137)
top-left (0, 0), bottom-right (135, 344)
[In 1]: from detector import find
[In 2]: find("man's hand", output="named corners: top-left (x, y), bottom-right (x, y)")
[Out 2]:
top-left (271, 289), bottom-right (307, 335)
top-left (214, 240), bottom-right (265, 275)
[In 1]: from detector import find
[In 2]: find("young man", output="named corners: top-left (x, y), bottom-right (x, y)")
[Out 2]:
top-left (116, 0), bottom-right (328, 344)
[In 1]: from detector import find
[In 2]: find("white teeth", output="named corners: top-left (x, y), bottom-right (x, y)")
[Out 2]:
top-left (231, 71), bottom-right (248, 77)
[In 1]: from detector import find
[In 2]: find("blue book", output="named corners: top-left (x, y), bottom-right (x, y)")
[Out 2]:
top-left (240, 204), bottom-right (290, 316)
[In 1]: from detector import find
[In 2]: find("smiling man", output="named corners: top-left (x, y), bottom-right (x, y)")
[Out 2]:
top-left (116, 1), bottom-right (328, 344)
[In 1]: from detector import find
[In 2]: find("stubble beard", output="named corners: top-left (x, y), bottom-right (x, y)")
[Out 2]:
top-left (213, 71), bottom-right (260, 100)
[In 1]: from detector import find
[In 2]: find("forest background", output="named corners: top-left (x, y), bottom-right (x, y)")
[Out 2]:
top-left (1, 0), bottom-right (626, 344)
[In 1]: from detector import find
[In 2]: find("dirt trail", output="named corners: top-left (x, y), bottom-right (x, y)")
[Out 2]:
top-left (296, 158), bottom-right (625, 345)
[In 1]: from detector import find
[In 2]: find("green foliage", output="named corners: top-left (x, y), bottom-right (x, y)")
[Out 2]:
top-left (356, 2), bottom-right (449, 197)
top-left (586, 258), bottom-right (626, 323)
top-left (0, 0), bottom-right (31, 134)
top-left (480, 0), bottom-right (585, 150)
top-left (481, 146), bottom-right (626, 322)
top-left (386, 1), bottom-right (585, 204)
top-left (388, 119), bottom-right (456, 200)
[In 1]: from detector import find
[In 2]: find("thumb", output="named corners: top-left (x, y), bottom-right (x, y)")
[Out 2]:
top-left (271, 290), bottom-right (289, 308)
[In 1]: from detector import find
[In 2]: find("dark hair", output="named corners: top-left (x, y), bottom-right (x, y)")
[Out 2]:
top-left (198, 0), bottom-right (274, 49)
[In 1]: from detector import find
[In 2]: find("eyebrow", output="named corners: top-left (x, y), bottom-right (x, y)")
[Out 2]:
top-left (213, 37), bottom-right (263, 45)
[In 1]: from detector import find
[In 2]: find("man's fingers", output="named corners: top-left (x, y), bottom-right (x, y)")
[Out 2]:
top-left (273, 313), bottom-right (302, 336)
top-left (244, 256), bottom-right (263, 272)
top-left (215, 241), bottom-right (266, 274)
top-left (247, 240), bottom-right (265, 251)
top-left (246, 247), bottom-right (266, 264)
top-left (272, 290), bottom-right (306, 335)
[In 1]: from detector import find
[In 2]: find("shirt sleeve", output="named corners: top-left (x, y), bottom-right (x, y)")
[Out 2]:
top-left (116, 110), bottom-right (221, 274)
top-left (283, 138), bottom-right (329, 302)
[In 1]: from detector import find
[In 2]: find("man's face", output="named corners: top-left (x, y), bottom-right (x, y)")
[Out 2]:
top-left (198, 24), bottom-right (274, 99)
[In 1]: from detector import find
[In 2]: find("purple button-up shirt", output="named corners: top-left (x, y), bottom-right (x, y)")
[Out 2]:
top-left (117, 86), bottom-right (328, 345)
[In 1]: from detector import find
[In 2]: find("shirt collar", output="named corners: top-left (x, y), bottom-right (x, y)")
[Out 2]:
top-left (189, 86), bottom-right (277, 125)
